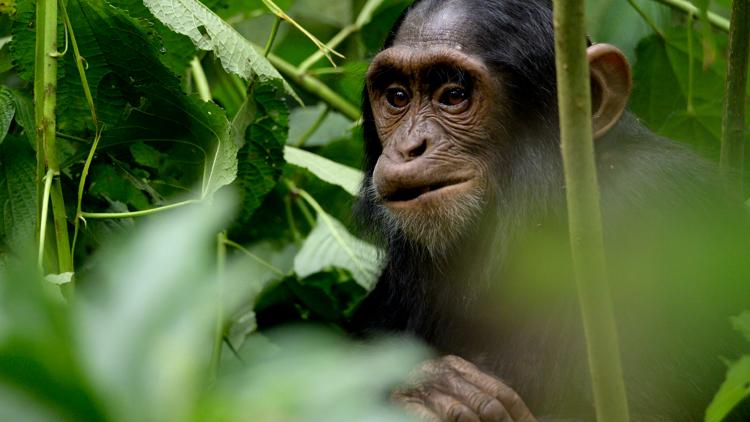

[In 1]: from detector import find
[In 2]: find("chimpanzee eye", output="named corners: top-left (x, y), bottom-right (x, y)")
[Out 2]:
top-left (439, 87), bottom-right (469, 107)
top-left (385, 87), bottom-right (410, 109)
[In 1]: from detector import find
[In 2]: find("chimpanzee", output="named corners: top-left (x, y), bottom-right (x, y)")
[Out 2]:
top-left (351, 0), bottom-right (750, 421)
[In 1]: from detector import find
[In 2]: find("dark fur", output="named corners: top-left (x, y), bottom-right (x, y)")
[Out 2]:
top-left (352, 0), bottom-right (750, 420)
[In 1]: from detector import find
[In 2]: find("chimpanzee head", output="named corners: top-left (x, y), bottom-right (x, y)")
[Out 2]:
top-left (358, 0), bottom-right (631, 254)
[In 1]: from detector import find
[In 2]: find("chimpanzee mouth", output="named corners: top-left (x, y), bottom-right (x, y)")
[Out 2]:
top-left (382, 179), bottom-right (472, 204)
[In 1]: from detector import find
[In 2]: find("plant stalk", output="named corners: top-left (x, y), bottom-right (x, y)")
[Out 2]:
top-left (264, 16), bottom-right (282, 57)
top-left (654, 0), bottom-right (729, 32)
top-left (267, 52), bottom-right (360, 120)
top-left (552, 0), bottom-right (630, 421)
top-left (209, 230), bottom-right (227, 384)
top-left (191, 57), bottom-right (213, 102)
top-left (720, 0), bottom-right (749, 197)
top-left (651, 0), bottom-right (730, 32)
top-left (35, 0), bottom-right (74, 281)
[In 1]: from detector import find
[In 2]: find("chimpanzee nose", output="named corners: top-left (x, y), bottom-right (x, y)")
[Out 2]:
top-left (399, 137), bottom-right (428, 160)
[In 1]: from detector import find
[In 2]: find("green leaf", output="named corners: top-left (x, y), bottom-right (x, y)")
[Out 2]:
top-left (77, 194), bottom-right (237, 421)
top-left (234, 80), bottom-right (289, 225)
top-left (66, 0), bottom-right (239, 201)
top-left (129, 142), bottom-right (163, 169)
top-left (705, 356), bottom-right (750, 422)
top-left (0, 134), bottom-right (36, 253)
top-left (109, 0), bottom-right (200, 76)
top-left (143, 0), bottom-right (297, 98)
top-left (88, 164), bottom-right (150, 210)
top-left (284, 146), bottom-right (362, 196)
top-left (0, 88), bottom-right (15, 146)
top-left (631, 26), bottom-right (728, 156)
top-left (294, 211), bottom-right (379, 290)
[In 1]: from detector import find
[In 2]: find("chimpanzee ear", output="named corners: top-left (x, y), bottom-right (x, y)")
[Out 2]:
top-left (587, 43), bottom-right (632, 139)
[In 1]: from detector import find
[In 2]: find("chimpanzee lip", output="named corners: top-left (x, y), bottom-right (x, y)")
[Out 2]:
top-left (382, 178), bottom-right (473, 205)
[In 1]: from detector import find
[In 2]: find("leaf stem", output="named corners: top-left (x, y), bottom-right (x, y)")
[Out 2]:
top-left (223, 239), bottom-right (286, 276)
top-left (72, 127), bottom-right (102, 258)
top-left (552, 0), bottom-right (630, 420)
top-left (720, 0), bottom-right (749, 197)
top-left (284, 195), bottom-right (303, 244)
top-left (296, 0), bottom-right (386, 73)
top-left (264, 16), bottom-right (282, 57)
top-left (266, 51), bottom-right (360, 120)
top-left (191, 57), bottom-right (213, 102)
top-left (298, 25), bottom-right (355, 73)
top-left (626, 0), bottom-right (664, 37)
top-left (209, 230), bottom-right (227, 384)
top-left (295, 105), bottom-right (329, 147)
top-left (687, 14), bottom-right (696, 115)
top-left (80, 199), bottom-right (201, 219)
top-left (50, 179), bottom-right (73, 278)
top-left (59, 0), bottom-right (97, 124)
top-left (38, 170), bottom-right (53, 269)
top-left (62, 0), bottom-right (104, 259)
top-left (650, 0), bottom-right (729, 32)
top-left (260, 0), bottom-right (343, 64)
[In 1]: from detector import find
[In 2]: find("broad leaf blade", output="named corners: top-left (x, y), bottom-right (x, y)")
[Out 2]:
top-left (294, 211), bottom-right (379, 289)
top-left (285, 146), bottom-right (362, 196)
top-left (0, 134), bottom-right (36, 253)
top-left (67, 0), bottom-right (239, 201)
top-left (0, 88), bottom-right (15, 145)
top-left (234, 80), bottom-right (289, 225)
top-left (143, 0), bottom-right (297, 98)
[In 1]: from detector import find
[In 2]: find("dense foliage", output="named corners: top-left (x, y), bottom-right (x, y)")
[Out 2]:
top-left (0, 0), bottom-right (747, 420)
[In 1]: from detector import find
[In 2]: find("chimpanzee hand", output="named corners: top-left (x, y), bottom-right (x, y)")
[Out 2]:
top-left (393, 355), bottom-right (537, 422)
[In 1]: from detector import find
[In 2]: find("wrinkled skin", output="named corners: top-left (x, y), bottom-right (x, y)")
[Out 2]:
top-left (365, 3), bottom-right (512, 256)
top-left (394, 355), bottom-right (537, 422)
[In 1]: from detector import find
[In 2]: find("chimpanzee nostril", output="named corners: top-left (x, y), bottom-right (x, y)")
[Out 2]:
top-left (407, 139), bottom-right (428, 159)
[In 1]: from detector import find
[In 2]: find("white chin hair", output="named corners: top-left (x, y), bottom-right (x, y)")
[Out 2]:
top-left (385, 188), bottom-right (485, 256)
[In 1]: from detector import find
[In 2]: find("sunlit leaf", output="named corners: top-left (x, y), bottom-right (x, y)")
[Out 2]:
top-left (143, 0), bottom-right (298, 98)
top-left (285, 146), bottom-right (362, 196)
top-left (294, 211), bottom-right (379, 289)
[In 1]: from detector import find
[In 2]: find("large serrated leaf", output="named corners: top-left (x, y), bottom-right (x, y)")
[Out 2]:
top-left (0, 134), bottom-right (36, 252)
top-left (234, 80), bottom-right (289, 225)
top-left (284, 146), bottom-right (362, 196)
top-left (631, 27), bottom-right (731, 155)
top-left (0, 88), bottom-right (14, 145)
top-left (143, 0), bottom-right (296, 98)
top-left (66, 0), bottom-right (238, 201)
top-left (294, 211), bottom-right (379, 290)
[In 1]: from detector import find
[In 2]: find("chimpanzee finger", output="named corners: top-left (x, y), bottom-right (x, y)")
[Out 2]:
top-left (442, 356), bottom-right (536, 422)
top-left (439, 370), bottom-right (511, 421)
top-left (392, 389), bottom-right (442, 422)
top-left (420, 387), bottom-right (482, 422)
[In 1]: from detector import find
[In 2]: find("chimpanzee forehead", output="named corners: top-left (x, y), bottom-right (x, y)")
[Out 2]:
top-left (393, 1), bottom-right (474, 53)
